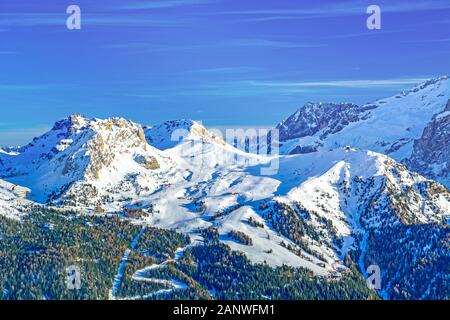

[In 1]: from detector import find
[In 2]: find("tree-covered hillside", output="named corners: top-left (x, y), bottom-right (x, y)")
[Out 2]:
top-left (0, 209), bottom-right (378, 300)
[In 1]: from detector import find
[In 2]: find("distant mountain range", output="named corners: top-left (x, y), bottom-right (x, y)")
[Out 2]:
top-left (0, 77), bottom-right (449, 300)
top-left (276, 76), bottom-right (450, 187)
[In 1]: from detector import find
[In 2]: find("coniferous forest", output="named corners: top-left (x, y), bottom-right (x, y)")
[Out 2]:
top-left (0, 208), bottom-right (378, 300)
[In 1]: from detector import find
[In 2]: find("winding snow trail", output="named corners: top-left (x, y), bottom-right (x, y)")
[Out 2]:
top-left (126, 246), bottom-right (190, 300)
top-left (109, 228), bottom-right (191, 301)
top-left (108, 226), bottom-right (146, 300)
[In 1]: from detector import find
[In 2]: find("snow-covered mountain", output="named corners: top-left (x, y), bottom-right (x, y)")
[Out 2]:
top-left (126, 145), bottom-right (448, 298)
top-left (276, 102), bottom-right (373, 143)
top-left (0, 114), bottom-right (181, 211)
top-left (0, 115), bottom-right (448, 273)
top-left (145, 119), bottom-right (266, 178)
top-left (0, 77), bottom-right (448, 299)
top-left (276, 76), bottom-right (450, 187)
top-left (255, 148), bottom-right (449, 298)
top-left (145, 119), bottom-right (226, 150)
top-left (274, 149), bottom-right (448, 228)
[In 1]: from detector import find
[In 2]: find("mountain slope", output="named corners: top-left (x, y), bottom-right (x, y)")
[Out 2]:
top-left (145, 119), bottom-right (226, 150)
top-left (0, 106), bottom-right (448, 300)
top-left (0, 179), bottom-right (32, 220)
top-left (276, 77), bottom-right (450, 187)
top-left (276, 102), bottom-right (374, 143)
top-left (0, 114), bottom-right (181, 210)
top-left (120, 144), bottom-right (449, 288)
top-left (257, 148), bottom-right (449, 299)
top-left (145, 119), bottom-right (267, 178)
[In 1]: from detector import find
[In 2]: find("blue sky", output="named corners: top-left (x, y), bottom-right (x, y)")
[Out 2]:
top-left (0, 0), bottom-right (449, 145)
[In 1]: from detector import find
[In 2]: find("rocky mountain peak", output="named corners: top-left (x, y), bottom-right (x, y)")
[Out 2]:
top-left (276, 102), bottom-right (372, 142)
top-left (52, 113), bottom-right (90, 135)
top-left (145, 119), bottom-right (225, 150)
top-left (276, 78), bottom-right (450, 188)
top-left (0, 115), bottom-right (177, 207)
top-left (399, 75), bottom-right (448, 96)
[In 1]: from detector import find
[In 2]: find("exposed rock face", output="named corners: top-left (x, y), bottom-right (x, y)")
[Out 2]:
top-left (51, 113), bottom-right (89, 136)
top-left (276, 102), bottom-right (375, 142)
top-left (135, 155), bottom-right (160, 170)
top-left (409, 102), bottom-right (450, 187)
top-left (84, 117), bottom-right (154, 180)
top-left (0, 114), bottom-right (176, 208)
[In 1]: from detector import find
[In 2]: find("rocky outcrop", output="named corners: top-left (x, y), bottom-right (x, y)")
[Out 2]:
top-left (409, 101), bottom-right (450, 187)
top-left (276, 102), bottom-right (376, 142)
top-left (274, 77), bottom-right (450, 188)
top-left (0, 114), bottom-right (176, 208)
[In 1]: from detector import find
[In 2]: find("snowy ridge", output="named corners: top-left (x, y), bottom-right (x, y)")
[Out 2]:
top-left (0, 112), bottom-right (448, 279)
top-left (0, 77), bottom-right (448, 299)
top-left (276, 102), bottom-right (372, 143)
top-left (278, 149), bottom-right (447, 237)
top-left (0, 114), bottom-right (182, 210)
top-left (277, 76), bottom-right (450, 187)
top-left (0, 179), bottom-right (32, 220)
top-left (145, 119), bottom-right (226, 150)
top-left (283, 149), bottom-right (448, 226)
top-left (253, 148), bottom-right (449, 275)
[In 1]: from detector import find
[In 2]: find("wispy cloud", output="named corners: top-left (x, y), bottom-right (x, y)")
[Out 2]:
top-left (223, 39), bottom-right (326, 48)
top-left (0, 13), bottom-right (186, 28)
top-left (108, 76), bottom-right (433, 101)
top-left (103, 42), bottom-right (179, 51)
top-left (133, 80), bottom-right (314, 99)
top-left (105, 38), bottom-right (325, 52)
top-left (184, 66), bottom-right (263, 75)
top-left (84, 15), bottom-right (187, 27)
top-left (0, 84), bottom-right (44, 90)
top-left (245, 78), bottom-right (430, 89)
top-left (205, 0), bottom-right (450, 22)
top-left (403, 37), bottom-right (450, 43)
top-left (114, 0), bottom-right (215, 10)
top-left (122, 93), bottom-right (164, 99)
top-left (376, 0), bottom-right (450, 13)
top-left (0, 13), bottom-right (63, 27)
top-left (324, 28), bottom-right (410, 40)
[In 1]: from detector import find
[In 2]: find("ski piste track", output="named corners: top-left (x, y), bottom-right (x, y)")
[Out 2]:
top-left (108, 226), bottom-right (190, 300)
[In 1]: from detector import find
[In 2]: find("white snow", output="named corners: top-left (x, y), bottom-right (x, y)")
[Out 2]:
top-left (0, 179), bottom-right (32, 220)
top-left (280, 77), bottom-right (450, 163)
top-left (1, 78), bottom-right (449, 278)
